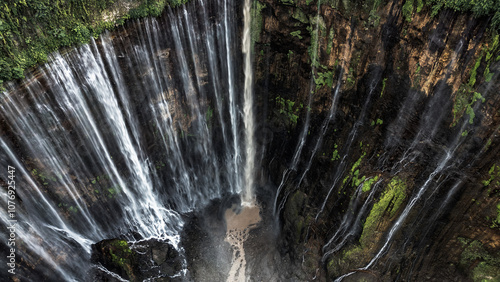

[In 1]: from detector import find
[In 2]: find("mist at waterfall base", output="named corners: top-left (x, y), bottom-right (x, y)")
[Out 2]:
top-left (1, 0), bottom-right (499, 281)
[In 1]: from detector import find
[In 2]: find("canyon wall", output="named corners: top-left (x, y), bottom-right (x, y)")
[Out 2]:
top-left (1, 0), bottom-right (500, 281)
top-left (253, 0), bottom-right (500, 280)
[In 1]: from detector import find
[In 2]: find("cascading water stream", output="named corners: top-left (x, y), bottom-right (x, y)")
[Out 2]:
top-left (315, 68), bottom-right (381, 220)
top-left (331, 34), bottom-right (492, 282)
top-left (296, 68), bottom-right (344, 190)
top-left (272, 2), bottom-right (325, 217)
top-left (242, 0), bottom-right (256, 205)
top-left (387, 39), bottom-right (465, 175)
top-left (321, 178), bottom-right (383, 260)
top-left (2, 1), bottom-right (499, 281)
top-left (0, 0), bottom-right (259, 279)
top-left (223, 0), bottom-right (243, 197)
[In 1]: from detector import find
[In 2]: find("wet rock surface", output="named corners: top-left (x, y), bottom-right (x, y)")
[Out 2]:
top-left (90, 238), bottom-right (183, 281)
top-left (253, 0), bottom-right (500, 281)
top-left (5, 0), bottom-right (499, 281)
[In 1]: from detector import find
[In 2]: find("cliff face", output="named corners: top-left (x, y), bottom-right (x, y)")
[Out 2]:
top-left (2, 0), bottom-right (500, 280)
top-left (253, 0), bottom-right (500, 280)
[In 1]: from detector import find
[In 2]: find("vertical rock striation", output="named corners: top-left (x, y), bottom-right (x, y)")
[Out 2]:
top-left (253, 0), bottom-right (500, 280)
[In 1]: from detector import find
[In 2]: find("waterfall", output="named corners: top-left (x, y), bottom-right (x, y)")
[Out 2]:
top-left (0, 0), bottom-right (258, 279)
top-left (242, 0), bottom-right (256, 205)
top-left (328, 31), bottom-right (494, 281)
top-left (2, 0), bottom-right (498, 281)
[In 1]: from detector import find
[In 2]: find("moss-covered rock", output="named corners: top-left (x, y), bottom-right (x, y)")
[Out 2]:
top-left (292, 8), bottom-right (309, 24)
top-left (360, 176), bottom-right (406, 247)
top-left (282, 190), bottom-right (308, 246)
top-left (458, 238), bottom-right (500, 281)
top-left (90, 238), bottom-right (182, 281)
top-left (91, 239), bottom-right (138, 280)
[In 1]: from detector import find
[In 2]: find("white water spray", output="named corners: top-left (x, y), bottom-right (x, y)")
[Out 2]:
top-left (0, 0), bottom-right (258, 278)
top-left (242, 0), bottom-right (256, 205)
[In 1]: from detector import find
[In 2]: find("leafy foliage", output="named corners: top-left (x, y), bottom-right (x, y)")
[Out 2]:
top-left (314, 71), bottom-right (334, 89)
top-left (275, 97), bottom-right (303, 126)
top-left (451, 34), bottom-right (498, 127)
top-left (427, 0), bottom-right (500, 29)
top-left (458, 238), bottom-right (500, 281)
top-left (341, 152), bottom-right (367, 187)
top-left (402, 0), bottom-right (414, 22)
top-left (361, 175), bottom-right (379, 192)
top-left (0, 0), bottom-right (116, 83)
top-left (0, 0), bottom-right (186, 86)
top-left (331, 144), bottom-right (340, 161)
top-left (290, 30), bottom-right (303, 39)
top-left (451, 84), bottom-right (485, 127)
top-left (400, 0), bottom-right (500, 30)
top-left (482, 164), bottom-right (500, 187)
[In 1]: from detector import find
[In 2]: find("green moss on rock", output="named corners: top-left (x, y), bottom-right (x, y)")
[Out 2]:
top-left (275, 96), bottom-right (303, 126)
top-left (251, 0), bottom-right (266, 45)
top-left (342, 152), bottom-right (367, 188)
top-left (307, 15), bottom-right (326, 68)
top-left (314, 71), bottom-right (334, 89)
top-left (482, 164), bottom-right (500, 187)
top-left (284, 190), bottom-right (306, 219)
top-left (362, 176), bottom-right (379, 192)
top-left (290, 30), bottom-right (303, 39)
top-left (452, 85), bottom-right (485, 127)
top-left (331, 144), bottom-right (340, 161)
top-left (92, 239), bottom-right (137, 280)
top-left (283, 190), bottom-right (308, 244)
top-left (360, 176), bottom-right (406, 246)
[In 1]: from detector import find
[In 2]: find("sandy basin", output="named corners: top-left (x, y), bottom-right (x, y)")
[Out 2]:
top-left (224, 203), bottom-right (261, 282)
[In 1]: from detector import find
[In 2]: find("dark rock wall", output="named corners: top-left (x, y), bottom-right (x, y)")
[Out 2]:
top-left (253, 0), bottom-right (500, 280)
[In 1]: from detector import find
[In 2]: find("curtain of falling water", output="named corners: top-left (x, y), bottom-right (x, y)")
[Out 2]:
top-left (242, 0), bottom-right (256, 205)
top-left (0, 0), bottom-right (254, 280)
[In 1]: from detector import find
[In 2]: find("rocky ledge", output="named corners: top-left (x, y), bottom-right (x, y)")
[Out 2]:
top-left (90, 238), bottom-right (183, 281)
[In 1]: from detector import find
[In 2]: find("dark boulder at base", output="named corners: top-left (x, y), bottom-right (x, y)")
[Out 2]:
top-left (90, 238), bottom-right (183, 281)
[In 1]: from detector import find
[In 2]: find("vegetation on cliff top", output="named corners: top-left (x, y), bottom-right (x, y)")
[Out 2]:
top-left (426, 0), bottom-right (500, 28)
top-left (3, 0), bottom-right (500, 87)
top-left (0, 0), bottom-right (187, 87)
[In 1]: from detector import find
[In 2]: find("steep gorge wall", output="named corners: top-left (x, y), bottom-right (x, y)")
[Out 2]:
top-left (0, 2), bottom-right (244, 279)
top-left (253, 0), bottom-right (500, 280)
